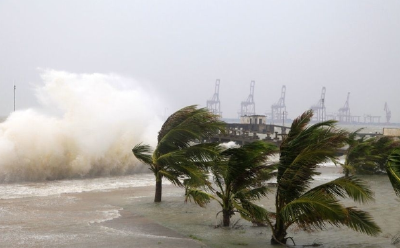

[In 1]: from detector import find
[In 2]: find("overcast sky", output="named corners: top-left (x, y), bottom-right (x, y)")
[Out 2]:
top-left (1, 0), bottom-right (399, 123)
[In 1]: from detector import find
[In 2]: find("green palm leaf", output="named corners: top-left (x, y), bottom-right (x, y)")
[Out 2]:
top-left (306, 176), bottom-right (374, 203)
top-left (185, 188), bottom-right (217, 207)
top-left (386, 149), bottom-right (400, 196)
top-left (281, 191), bottom-right (346, 230)
top-left (235, 199), bottom-right (271, 224)
top-left (132, 143), bottom-right (153, 165)
top-left (344, 207), bottom-right (381, 236)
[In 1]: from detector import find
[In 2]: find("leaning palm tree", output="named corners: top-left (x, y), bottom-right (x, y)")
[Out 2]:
top-left (343, 133), bottom-right (400, 176)
top-left (132, 105), bottom-right (226, 202)
top-left (270, 110), bottom-right (381, 245)
top-left (385, 148), bottom-right (400, 196)
top-left (369, 136), bottom-right (400, 173)
top-left (185, 140), bottom-right (278, 227)
top-left (342, 129), bottom-right (375, 177)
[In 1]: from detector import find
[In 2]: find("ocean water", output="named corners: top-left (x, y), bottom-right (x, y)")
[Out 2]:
top-left (0, 167), bottom-right (399, 248)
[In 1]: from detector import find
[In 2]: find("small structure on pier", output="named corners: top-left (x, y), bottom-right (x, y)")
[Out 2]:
top-left (240, 115), bottom-right (266, 125)
top-left (208, 115), bottom-right (289, 146)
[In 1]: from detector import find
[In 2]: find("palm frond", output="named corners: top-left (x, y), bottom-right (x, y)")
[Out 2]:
top-left (385, 149), bottom-right (400, 196)
top-left (224, 141), bottom-right (278, 188)
top-left (156, 106), bottom-right (225, 154)
top-left (347, 128), bottom-right (365, 144)
top-left (185, 188), bottom-right (216, 207)
top-left (158, 105), bottom-right (198, 143)
top-left (280, 191), bottom-right (346, 230)
top-left (182, 143), bottom-right (221, 167)
top-left (305, 176), bottom-right (374, 203)
top-left (235, 199), bottom-right (271, 224)
top-left (158, 169), bottom-right (183, 186)
top-left (132, 143), bottom-right (153, 165)
top-left (281, 110), bottom-right (313, 146)
top-left (236, 186), bottom-right (271, 201)
top-left (343, 207), bottom-right (381, 236)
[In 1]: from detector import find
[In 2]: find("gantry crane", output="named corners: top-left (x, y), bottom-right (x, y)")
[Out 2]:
top-left (206, 79), bottom-right (222, 117)
top-left (271, 85), bottom-right (287, 124)
top-left (238, 81), bottom-right (256, 117)
top-left (310, 87), bottom-right (326, 122)
top-left (384, 102), bottom-right (391, 124)
top-left (338, 92), bottom-right (351, 122)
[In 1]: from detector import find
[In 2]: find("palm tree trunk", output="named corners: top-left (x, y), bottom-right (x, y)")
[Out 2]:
top-left (154, 173), bottom-right (162, 202)
top-left (272, 192), bottom-right (287, 245)
top-left (271, 223), bottom-right (287, 245)
top-left (222, 209), bottom-right (230, 227)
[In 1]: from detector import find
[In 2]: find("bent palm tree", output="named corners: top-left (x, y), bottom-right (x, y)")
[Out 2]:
top-left (132, 105), bottom-right (225, 202)
top-left (342, 129), bottom-right (374, 177)
top-left (271, 110), bottom-right (381, 245)
top-left (369, 136), bottom-right (400, 173)
top-left (343, 131), bottom-right (400, 176)
top-left (185, 140), bottom-right (278, 227)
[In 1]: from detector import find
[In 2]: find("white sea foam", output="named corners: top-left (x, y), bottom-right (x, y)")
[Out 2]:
top-left (0, 173), bottom-right (166, 199)
top-left (0, 70), bottom-right (163, 182)
top-left (89, 207), bottom-right (122, 224)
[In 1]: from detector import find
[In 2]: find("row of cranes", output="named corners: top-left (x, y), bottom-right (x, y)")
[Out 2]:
top-left (206, 79), bottom-right (392, 124)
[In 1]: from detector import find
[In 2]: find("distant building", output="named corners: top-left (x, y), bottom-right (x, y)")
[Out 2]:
top-left (383, 128), bottom-right (400, 137)
top-left (240, 115), bottom-right (266, 125)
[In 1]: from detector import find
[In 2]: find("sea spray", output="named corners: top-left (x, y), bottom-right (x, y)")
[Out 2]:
top-left (0, 70), bottom-right (163, 182)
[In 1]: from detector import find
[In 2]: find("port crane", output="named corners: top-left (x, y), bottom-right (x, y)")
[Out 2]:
top-left (238, 81), bottom-right (256, 117)
top-left (271, 85), bottom-right (287, 124)
top-left (338, 92), bottom-right (351, 122)
top-left (310, 87), bottom-right (326, 122)
top-left (384, 102), bottom-right (391, 124)
top-left (206, 79), bottom-right (222, 117)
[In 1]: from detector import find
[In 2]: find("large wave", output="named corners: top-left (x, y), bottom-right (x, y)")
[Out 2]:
top-left (0, 70), bottom-right (163, 182)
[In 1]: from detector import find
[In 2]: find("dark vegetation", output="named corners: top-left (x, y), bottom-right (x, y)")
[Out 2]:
top-left (132, 105), bottom-right (400, 245)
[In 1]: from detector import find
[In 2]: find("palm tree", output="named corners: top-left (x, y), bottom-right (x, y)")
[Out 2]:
top-left (385, 148), bottom-right (400, 196)
top-left (369, 136), bottom-right (400, 173)
top-left (132, 105), bottom-right (226, 202)
top-left (270, 110), bottom-right (381, 245)
top-left (342, 129), bottom-right (375, 177)
top-left (343, 132), bottom-right (400, 176)
top-left (185, 140), bottom-right (278, 227)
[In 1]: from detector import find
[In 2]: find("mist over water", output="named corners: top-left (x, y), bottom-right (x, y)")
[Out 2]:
top-left (0, 70), bottom-right (163, 182)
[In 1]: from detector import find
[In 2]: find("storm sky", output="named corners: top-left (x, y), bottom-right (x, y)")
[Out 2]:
top-left (1, 1), bottom-right (399, 122)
